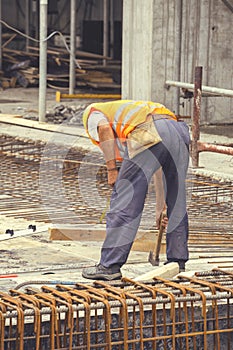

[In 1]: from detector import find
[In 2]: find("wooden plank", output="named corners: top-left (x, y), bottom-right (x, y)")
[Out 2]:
top-left (48, 223), bottom-right (233, 254)
top-left (132, 240), bottom-right (166, 254)
top-left (134, 262), bottom-right (180, 281)
top-left (86, 82), bottom-right (121, 89)
top-left (49, 224), bottom-right (106, 241)
top-left (0, 114), bottom-right (87, 137)
top-left (27, 45), bottom-right (112, 60)
top-left (2, 34), bottom-right (17, 49)
top-left (48, 224), bottom-right (167, 253)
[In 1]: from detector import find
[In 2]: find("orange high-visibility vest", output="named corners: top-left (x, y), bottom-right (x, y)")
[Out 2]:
top-left (83, 100), bottom-right (176, 159)
top-left (83, 99), bottom-right (176, 142)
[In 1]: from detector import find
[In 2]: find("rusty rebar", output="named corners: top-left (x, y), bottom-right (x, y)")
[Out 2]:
top-left (1, 271), bottom-right (233, 349)
top-left (191, 66), bottom-right (203, 167)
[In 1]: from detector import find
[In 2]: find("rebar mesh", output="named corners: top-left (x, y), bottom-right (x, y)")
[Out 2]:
top-left (0, 135), bottom-right (232, 232)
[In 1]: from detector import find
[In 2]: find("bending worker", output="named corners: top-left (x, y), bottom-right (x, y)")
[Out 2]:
top-left (82, 100), bottom-right (190, 280)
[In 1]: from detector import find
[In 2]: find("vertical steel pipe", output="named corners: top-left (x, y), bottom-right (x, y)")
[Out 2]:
top-left (174, 0), bottom-right (183, 115)
top-left (103, 0), bottom-right (109, 66)
top-left (69, 0), bottom-right (76, 95)
top-left (25, 0), bottom-right (30, 51)
top-left (32, 0), bottom-right (39, 41)
top-left (191, 66), bottom-right (203, 167)
top-left (38, 0), bottom-right (48, 123)
top-left (110, 0), bottom-right (114, 59)
top-left (0, 0), bottom-right (2, 70)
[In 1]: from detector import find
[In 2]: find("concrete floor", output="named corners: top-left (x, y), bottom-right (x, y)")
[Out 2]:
top-left (0, 87), bottom-right (232, 293)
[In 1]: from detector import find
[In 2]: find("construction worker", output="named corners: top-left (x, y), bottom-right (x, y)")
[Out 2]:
top-left (82, 100), bottom-right (190, 280)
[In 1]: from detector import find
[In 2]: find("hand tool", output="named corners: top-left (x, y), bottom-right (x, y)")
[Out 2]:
top-left (148, 210), bottom-right (167, 266)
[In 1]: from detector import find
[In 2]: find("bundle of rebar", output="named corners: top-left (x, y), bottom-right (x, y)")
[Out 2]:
top-left (0, 269), bottom-right (233, 349)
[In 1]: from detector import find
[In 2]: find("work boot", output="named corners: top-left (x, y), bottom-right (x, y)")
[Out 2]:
top-left (178, 261), bottom-right (186, 272)
top-left (82, 263), bottom-right (122, 281)
top-left (164, 260), bottom-right (186, 273)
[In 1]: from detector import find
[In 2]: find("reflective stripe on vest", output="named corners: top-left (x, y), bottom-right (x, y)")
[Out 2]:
top-left (83, 100), bottom-right (176, 142)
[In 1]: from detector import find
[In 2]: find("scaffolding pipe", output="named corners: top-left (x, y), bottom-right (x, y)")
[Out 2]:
top-left (103, 0), bottom-right (109, 66)
top-left (166, 80), bottom-right (233, 97)
top-left (32, 0), bottom-right (39, 41)
top-left (174, 0), bottom-right (183, 115)
top-left (0, 0), bottom-right (2, 70)
top-left (69, 0), bottom-right (76, 94)
top-left (197, 141), bottom-right (233, 155)
top-left (191, 66), bottom-right (202, 167)
top-left (25, 0), bottom-right (30, 51)
top-left (110, 0), bottom-right (114, 59)
top-left (38, 0), bottom-right (48, 123)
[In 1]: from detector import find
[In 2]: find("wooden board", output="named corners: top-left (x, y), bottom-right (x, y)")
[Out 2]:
top-left (49, 224), bottom-right (106, 241)
top-left (0, 114), bottom-right (87, 137)
top-left (48, 224), bottom-right (167, 253)
top-left (134, 262), bottom-right (180, 281)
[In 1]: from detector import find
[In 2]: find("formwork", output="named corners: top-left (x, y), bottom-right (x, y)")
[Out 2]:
top-left (1, 269), bottom-right (233, 349)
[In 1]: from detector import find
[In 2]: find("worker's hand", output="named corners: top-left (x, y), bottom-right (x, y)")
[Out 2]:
top-left (107, 168), bottom-right (119, 187)
top-left (156, 211), bottom-right (168, 229)
top-left (160, 215), bottom-right (168, 228)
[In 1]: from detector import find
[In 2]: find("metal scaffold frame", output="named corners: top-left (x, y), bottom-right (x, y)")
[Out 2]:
top-left (166, 66), bottom-right (233, 167)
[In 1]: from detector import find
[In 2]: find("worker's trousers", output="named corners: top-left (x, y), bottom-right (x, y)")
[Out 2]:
top-left (100, 119), bottom-right (190, 268)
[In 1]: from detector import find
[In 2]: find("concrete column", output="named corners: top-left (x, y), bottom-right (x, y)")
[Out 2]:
top-left (38, 0), bottom-right (48, 123)
top-left (122, 0), bottom-right (153, 100)
top-left (121, 0), bottom-right (181, 112)
top-left (122, 0), bottom-right (233, 123)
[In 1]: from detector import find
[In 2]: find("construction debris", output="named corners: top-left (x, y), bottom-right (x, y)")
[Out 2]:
top-left (1, 43), bottom-right (121, 91)
top-left (45, 104), bottom-right (89, 125)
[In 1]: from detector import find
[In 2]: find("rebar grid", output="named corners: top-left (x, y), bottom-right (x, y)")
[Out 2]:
top-left (0, 135), bottom-right (232, 231)
top-left (0, 270), bottom-right (233, 349)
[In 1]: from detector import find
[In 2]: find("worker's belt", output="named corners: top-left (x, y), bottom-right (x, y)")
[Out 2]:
top-left (151, 114), bottom-right (177, 121)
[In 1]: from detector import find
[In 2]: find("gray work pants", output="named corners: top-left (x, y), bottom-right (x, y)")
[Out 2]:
top-left (100, 119), bottom-right (190, 268)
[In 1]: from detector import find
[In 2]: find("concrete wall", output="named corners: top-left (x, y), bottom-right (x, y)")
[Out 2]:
top-left (122, 0), bottom-right (233, 124)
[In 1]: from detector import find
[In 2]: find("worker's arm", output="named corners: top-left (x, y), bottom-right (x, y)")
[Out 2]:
top-left (153, 168), bottom-right (167, 228)
top-left (98, 120), bottom-right (118, 187)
